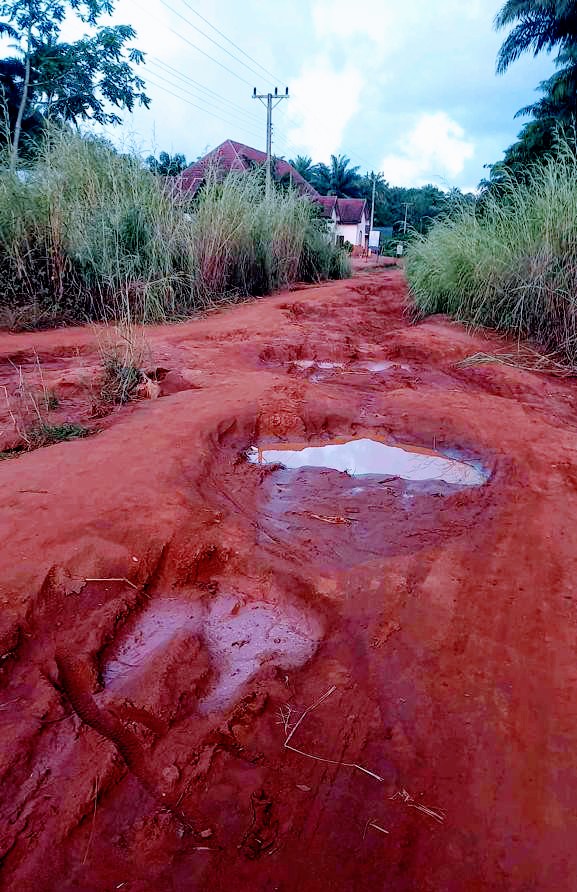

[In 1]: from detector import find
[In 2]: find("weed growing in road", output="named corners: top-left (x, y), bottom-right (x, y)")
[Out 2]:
top-left (98, 320), bottom-right (149, 404)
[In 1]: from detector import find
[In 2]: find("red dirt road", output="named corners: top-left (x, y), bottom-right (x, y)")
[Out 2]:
top-left (2, 268), bottom-right (577, 891)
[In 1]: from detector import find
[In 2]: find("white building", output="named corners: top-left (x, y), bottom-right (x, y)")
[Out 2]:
top-left (316, 196), bottom-right (368, 248)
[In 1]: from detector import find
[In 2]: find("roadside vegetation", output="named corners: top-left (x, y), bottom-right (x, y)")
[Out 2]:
top-left (0, 130), bottom-right (349, 330)
top-left (407, 139), bottom-right (577, 360)
top-left (407, 1), bottom-right (577, 363)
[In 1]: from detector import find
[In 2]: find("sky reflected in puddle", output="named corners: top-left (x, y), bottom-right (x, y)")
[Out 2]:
top-left (247, 437), bottom-right (487, 486)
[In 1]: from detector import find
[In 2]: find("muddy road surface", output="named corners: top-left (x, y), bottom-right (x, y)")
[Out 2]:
top-left (1, 268), bottom-right (577, 891)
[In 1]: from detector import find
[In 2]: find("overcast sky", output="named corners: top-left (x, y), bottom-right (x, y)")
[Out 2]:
top-left (54, 0), bottom-right (557, 188)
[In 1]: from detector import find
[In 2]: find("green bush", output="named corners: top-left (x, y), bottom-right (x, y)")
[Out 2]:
top-left (406, 139), bottom-right (577, 361)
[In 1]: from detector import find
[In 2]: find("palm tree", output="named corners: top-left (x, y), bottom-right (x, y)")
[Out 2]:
top-left (289, 154), bottom-right (316, 182)
top-left (495, 0), bottom-right (577, 73)
top-left (494, 1), bottom-right (577, 167)
top-left (146, 151), bottom-right (188, 176)
top-left (314, 154), bottom-right (362, 197)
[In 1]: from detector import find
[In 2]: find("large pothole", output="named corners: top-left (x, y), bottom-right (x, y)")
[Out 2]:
top-left (240, 432), bottom-right (493, 568)
top-left (101, 592), bottom-right (323, 716)
top-left (247, 437), bottom-right (488, 487)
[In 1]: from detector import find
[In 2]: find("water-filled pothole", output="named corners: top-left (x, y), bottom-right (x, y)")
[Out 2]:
top-left (102, 594), bottom-right (322, 713)
top-left (247, 437), bottom-right (487, 487)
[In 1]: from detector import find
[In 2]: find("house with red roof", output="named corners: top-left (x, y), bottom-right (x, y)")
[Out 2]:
top-left (176, 140), bottom-right (368, 248)
top-left (316, 195), bottom-right (368, 248)
top-left (177, 139), bottom-right (318, 198)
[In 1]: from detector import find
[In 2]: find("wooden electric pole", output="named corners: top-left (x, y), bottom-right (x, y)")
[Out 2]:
top-left (252, 86), bottom-right (289, 199)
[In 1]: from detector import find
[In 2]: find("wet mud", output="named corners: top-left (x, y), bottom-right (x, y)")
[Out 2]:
top-left (1, 268), bottom-right (577, 890)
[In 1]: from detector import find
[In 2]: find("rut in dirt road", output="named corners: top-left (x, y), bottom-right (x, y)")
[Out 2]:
top-left (1, 268), bottom-right (577, 891)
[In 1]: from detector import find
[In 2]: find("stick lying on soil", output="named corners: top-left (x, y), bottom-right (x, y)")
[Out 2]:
top-left (390, 788), bottom-right (445, 823)
top-left (283, 685), bottom-right (385, 783)
top-left (84, 577), bottom-right (138, 589)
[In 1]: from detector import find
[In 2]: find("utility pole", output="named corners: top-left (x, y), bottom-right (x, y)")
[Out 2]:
top-left (253, 86), bottom-right (289, 199)
top-left (402, 202), bottom-right (411, 234)
top-left (370, 173), bottom-right (377, 232)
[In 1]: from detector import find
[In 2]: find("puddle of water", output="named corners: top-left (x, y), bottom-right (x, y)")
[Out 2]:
top-left (200, 595), bottom-right (321, 713)
top-left (247, 438), bottom-right (487, 486)
top-left (359, 361), bottom-right (394, 372)
top-left (103, 594), bottom-right (322, 712)
top-left (293, 359), bottom-right (344, 370)
top-left (358, 361), bottom-right (412, 373)
top-left (103, 600), bottom-right (203, 689)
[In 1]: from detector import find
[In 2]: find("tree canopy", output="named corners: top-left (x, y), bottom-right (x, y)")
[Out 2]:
top-left (492, 0), bottom-right (577, 172)
top-left (146, 150), bottom-right (188, 176)
top-left (0, 0), bottom-right (149, 164)
top-left (289, 151), bottom-right (455, 231)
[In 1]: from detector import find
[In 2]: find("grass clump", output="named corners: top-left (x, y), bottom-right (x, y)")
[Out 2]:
top-left (98, 321), bottom-right (150, 404)
top-left (0, 131), bottom-right (350, 329)
top-left (406, 139), bottom-right (577, 362)
top-left (0, 423), bottom-right (88, 460)
top-left (26, 422), bottom-right (89, 447)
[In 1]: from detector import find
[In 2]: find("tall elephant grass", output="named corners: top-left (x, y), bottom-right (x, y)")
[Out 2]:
top-left (0, 130), bottom-right (349, 328)
top-left (406, 140), bottom-right (577, 361)
top-left (189, 164), bottom-right (348, 303)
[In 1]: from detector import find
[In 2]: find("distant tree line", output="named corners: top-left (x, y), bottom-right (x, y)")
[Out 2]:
top-left (287, 153), bottom-right (473, 233)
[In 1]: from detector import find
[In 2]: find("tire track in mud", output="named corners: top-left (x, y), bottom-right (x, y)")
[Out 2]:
top-left (56, 653), bottom-right (175, 813)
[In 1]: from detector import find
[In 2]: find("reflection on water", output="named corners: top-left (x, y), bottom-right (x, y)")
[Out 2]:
top-left (103, 594), bottom-right (322, 712)
top-left (247, 437), bottom-right (487, 486)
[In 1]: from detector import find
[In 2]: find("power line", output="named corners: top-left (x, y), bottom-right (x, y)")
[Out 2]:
top-left (177, 0), bottom-right (285, 84)
top-left (157, 0), bottom-right (275, 87)
top-left (144, 74), bottom-right (265, 143)
top-left (147, 67), bottom-right (265, 132)
top-left (129, 0), bottom-right (254, 87)
top-left (148, 58), bottom-right (264, 126)
top-left (274, 103), bottom-right (376, 171)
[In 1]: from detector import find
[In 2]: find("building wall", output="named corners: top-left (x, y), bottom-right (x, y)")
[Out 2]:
top-left (325, 211), bottom-right (338, 243)
top-left (337, 223), bottom-right (363, 246)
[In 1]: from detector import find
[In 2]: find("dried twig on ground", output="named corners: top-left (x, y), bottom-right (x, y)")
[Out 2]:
top-left (82, 775), bottom-right (99, 864)
top-left (282, 685), bottom-right (384, 783)
top-left (363, 818), bottom-right (389, 839)
top-left (457, 348), bottom-right (574, 377)
top-left (390, 788), bottom-right (445, 824)
top-left (305, 512), bottom-right (354, 525)
top-left (84, 577), bottom-right (138, 589)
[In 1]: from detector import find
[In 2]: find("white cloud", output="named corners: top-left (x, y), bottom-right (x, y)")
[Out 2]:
top-left (381, 112), bottom-right (475, 187)
top-left (311, 0), bottom-right (396, 52)
top-left (285, 60), bottom-right (364, 160)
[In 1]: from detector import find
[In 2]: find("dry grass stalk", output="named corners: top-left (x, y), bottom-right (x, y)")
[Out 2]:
top-left (282, 685), bottom-right (385, 783)
top-left (82, 775), bottom-right (99, 865)
top-left (2, 360), bottom-right (85, 453)
top-left (97, 320), bottom-right (151, 404)
top-left (363, 818), bottom-right (390, 838)
top-left (457, 346), bottom-right (574, 376)
top-left (305, 512), bottom-right (353, 525)
top-left (84, 577), bottom-right (138, 589)
top-left (390, 788), bottom-right (445, 824)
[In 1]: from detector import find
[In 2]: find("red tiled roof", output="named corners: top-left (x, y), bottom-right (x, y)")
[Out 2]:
top-left (177, 140), bottom-right (319, 198)
top-left (336, 198), bottom-right (367, 224)
top-left (315, 195), bottom-right (338, 218)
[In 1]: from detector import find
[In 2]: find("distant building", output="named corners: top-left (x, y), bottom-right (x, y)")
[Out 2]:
top-left (316, 195), bottom-right (368, 248)
top-left (176, 139), bottom-right (317, 198)
top-left (176, 140), bottom-right (368, 247)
